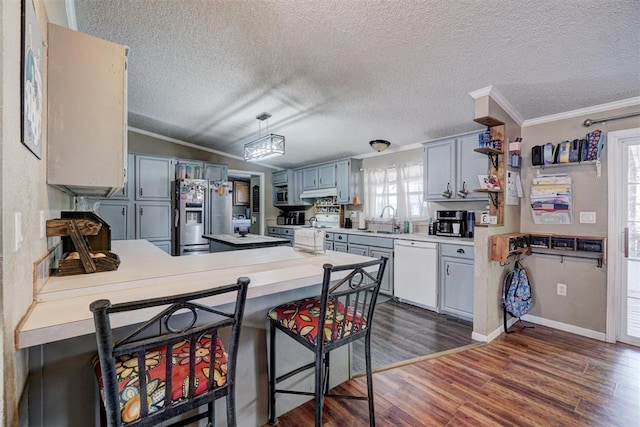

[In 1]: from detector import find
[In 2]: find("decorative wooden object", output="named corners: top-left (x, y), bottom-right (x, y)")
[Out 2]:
top-left (491, 232), bottom-right (606, 267)
top-left (47, 212), bottom-right (120, 276)
top-left (473, 117), bottom-right (506, 225)
top-left (233, 181), bottom-right (250, 205)
top-left (491, 233), bottom-right (530, 263)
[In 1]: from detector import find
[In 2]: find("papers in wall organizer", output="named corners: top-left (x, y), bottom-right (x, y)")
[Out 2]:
top-left (530, 173), bottom-right (573, 224)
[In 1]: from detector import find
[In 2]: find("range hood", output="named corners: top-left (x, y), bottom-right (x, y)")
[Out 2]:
top-left (299, 188), bottom-right (338, 199)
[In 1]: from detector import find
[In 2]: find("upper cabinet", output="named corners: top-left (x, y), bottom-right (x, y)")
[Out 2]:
top-left (423, 132), bottom-right (486, 201)
top-left (302, 167), bottom-right (319, 191)
top-left (203, 162), bottom-right (228, 181)
top-left (135, 155), bottom-right (174, 200)
top-left (335, 159), bottom-right (362, 204)
top-left (318, 163), bottom-right (337, 188)
top-left (47, 24), bottom-right (128, 198)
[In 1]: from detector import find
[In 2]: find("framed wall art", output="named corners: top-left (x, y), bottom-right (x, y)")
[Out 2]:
top-left (21, 0), bottom-right (44, 159)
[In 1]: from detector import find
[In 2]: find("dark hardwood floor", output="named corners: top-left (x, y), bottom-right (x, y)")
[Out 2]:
top-left (274, 324), bottom-right (640, 426)
top-left (351, 299), bottom-right (475, 374)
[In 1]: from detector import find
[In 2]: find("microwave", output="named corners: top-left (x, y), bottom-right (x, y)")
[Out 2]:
top-left (275, 189), bottom-right (288, 203)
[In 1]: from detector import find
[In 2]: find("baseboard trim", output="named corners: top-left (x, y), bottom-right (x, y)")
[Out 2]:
top-left (521, 314), bottom-right (606, 341)
top-left (472, 317), bottom-right (518, 343)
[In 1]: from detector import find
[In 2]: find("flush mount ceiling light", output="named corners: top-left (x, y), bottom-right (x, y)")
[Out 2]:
top-left (244, 112), bottom-right (285, 162)
top-left (369, 139), bottom-right (391, 152)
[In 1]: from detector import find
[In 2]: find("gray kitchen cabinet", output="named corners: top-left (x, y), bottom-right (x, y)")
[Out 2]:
top-left (151, 241), bottom-right (172, 254)
top-left (272, 170), bottom-right (288, 185)
top-left (292, 169), bottom-right (305, 205)
top-left (333, 242), bottom-right (348, 253)
top-left (318, 163), bottom-right (336, 188)
top-left (456, 134), bottom-right (489, 200)
top-left (302, 167), bottom-right (319, 190)
top-left (136, 202), bottom-right (172, 242)
top-left (203, 162), bottom-right (228, 181)
top-left (267, 226), bottom-right (294, 246)
top-left (423, 132), bottom-right (484, 201)
top-left (347, 234), bottom-right (394, 296)
top-left (348, 244), bottom-right (368, 257)
top-left (335, 159), bottom-right (362, 205)
top-left (369, 247), bottom-right (394, 295)
top-left (136, 155), bottom-right (174, 201)
top-left (97, 201), bottom-right (134, 240)
top-left (439, 243), bottom-right (474, 321)
top-left (47, 24), bottom-right (128, 198)
top-left (107, 154), bottom-right (135, 200)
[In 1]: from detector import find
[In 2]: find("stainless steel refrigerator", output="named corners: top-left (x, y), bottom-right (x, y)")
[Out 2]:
top-left (173, 179), bottom-right (232, 256)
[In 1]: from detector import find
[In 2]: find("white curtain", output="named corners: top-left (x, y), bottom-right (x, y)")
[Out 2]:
top-left (363, 160), bottom-right (426, 220)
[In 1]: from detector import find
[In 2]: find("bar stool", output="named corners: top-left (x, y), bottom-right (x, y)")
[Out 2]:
top-left (90, 278), bottom-right (249, 427)
top-left (267, 258), bottom-right (387, 427)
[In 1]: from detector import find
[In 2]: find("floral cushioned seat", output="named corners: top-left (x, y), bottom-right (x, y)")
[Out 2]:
top-left (268, 297), bottom-right (367, 346)
top-left (93, 333), bottom-right (228, 424)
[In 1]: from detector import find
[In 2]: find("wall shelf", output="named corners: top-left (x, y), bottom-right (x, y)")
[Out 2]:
top-left (472, 121), bottom-right (506, 224)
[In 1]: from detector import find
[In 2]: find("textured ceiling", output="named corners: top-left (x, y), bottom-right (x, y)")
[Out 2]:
top-left (75, 0), bottom-right (640, 169)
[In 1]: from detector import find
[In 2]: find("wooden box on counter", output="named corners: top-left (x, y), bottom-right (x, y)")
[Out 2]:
top-left (48, 212), bottom-right (120, 276)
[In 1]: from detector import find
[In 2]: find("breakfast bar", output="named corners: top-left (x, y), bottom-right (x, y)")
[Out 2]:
top-left (19, 240), bottom-right (375, 426)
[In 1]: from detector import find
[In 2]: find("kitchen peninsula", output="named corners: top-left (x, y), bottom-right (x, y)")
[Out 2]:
top-left (19, 240), bottom-right (374, 426)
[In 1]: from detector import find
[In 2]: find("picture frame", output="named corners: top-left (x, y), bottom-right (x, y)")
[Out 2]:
top-left (478, 174), bottom-right (501, 190)
top-left (21, 0), bottom-right (44, 159)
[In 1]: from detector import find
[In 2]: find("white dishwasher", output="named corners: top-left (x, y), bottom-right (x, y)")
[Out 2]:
top-left (393, 239), bottom-right (439, 311)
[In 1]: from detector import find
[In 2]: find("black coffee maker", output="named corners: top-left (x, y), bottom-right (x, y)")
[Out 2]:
top-left (435, 210), bottom-right (467, 237)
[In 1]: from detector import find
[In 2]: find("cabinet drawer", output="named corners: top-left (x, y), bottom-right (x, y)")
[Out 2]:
top-left (268, 227), bottom-right (279, 235)
top-left (440, 243), bottom-right (474, 259)
top-left (348, 234), bottom-right (394, 249)
top-left (324, 232), bottom-right (334, 241)
top-left (334, 233), bottom-right (348, 243)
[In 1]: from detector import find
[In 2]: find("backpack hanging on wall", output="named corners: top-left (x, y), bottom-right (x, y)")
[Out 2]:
top-left (502, 261), bottom-right (532, 333)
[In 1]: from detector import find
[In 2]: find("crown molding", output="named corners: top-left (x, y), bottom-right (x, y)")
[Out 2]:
top-left (522, 96), bottom-right (640, 127)
top-left (468, 86), bottom-right (524, 127)
top-left (65, 0), bottom-right (77, 30)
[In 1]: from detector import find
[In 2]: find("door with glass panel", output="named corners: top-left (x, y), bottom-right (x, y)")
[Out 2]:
top-left (618, 129), bottom-right (640, 346)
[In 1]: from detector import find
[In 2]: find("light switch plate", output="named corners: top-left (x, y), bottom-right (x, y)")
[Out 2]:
top-left (580, 211), bottom-right (596, 224)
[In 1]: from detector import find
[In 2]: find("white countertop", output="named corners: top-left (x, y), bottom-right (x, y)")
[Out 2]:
top-left (268, 225), bottom-right (475, 246)
top-left (16, 240), bottom-right (374, 349)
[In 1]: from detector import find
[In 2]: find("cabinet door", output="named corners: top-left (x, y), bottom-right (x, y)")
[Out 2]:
top-left (302, 167), bottom-right (318, 190)
top-left (272, 170), bottom-right (288, 185)
top-left (152, 241), bottom-right (172, 254)
top-left (318, 163), bottom-right (336, 188)
top-left (203, 162), bottom-right (227, 181)
top-left (136, 202), bottom-right (171, 241)
top-left (369, 247), bottom-right (394, 296)
top-left (136, 155), bottom-right (173, 200)
top-left (107, 154), bottom-right (135, 200)
top-left (440, 258), bottom-right (474, 320)
top-left (233, 182), bottom-right (250, 205)
top-left (292, 169), bottom-right (304, 204)
top-left (424, 140), bottom-right (455, 200)
top-left (47, 24), bottom-right (127, 197)
top-left (98, 201), bottom-right (133, 240)
top-left (348, 244), bottom-right (369, 256)
top-left (457, 134), bottom-right (487, 200)
top-left (325, 241), bottom-right (334, 251)
top-left (335, 160), bottom-right (351, 204)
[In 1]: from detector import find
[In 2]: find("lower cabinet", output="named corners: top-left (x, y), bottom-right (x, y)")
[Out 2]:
top-left (97, 201), bottom-right (134, 240)
top-left (267, 226), bottom-right (294, 246)
top-left (347, 235), bottom-right (394, 296)
top-left (136, 201), bottom-right (172, 250)
top-left (439, 243), bottom-right (474, 321)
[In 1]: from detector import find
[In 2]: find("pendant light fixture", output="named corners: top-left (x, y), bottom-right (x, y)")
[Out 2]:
top-left (369, 139), bottom-right (391, 152)
top-left (244, 112), bottom-right (285, 162)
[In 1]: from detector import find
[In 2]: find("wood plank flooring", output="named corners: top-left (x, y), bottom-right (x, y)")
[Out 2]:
top-left (351, 299), bottom-right (474, 374)
top-left (273, 324), bottom-right (640, 426)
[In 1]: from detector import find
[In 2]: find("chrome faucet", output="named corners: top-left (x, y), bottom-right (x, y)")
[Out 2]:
top-left (379, 205), bottom-right (400, 232)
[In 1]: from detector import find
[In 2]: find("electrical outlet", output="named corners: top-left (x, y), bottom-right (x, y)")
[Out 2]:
top-left (557, 283), bottom-right (567, 296)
